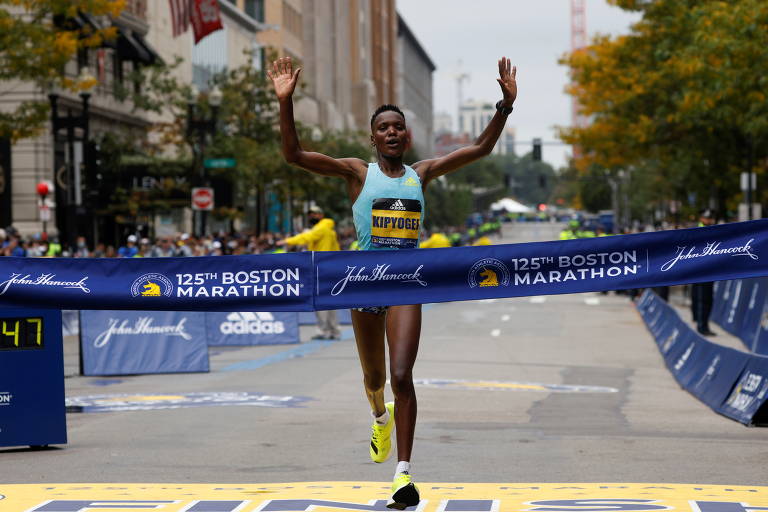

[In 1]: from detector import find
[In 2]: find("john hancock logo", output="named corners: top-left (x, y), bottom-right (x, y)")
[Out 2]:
top-left (130, 273), bottom-right (173, 298)
top-left (468, 258), bottom-right (510, 288)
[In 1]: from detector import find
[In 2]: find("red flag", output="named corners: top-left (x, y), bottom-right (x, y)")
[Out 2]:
top-left (190, 0), bottom-right (223, 44)
top-left (168, 0), bottom-right (191, 37)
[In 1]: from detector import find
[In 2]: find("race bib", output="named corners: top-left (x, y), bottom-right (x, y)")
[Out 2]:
top-left (371, 197), bottom-right (422, 249)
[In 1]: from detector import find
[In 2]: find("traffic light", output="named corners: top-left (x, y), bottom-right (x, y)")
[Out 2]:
top-left (532, 138), bottom-right (542, 161)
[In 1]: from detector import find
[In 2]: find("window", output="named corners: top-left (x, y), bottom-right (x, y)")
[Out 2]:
top-left (245, 0), bottom-right (264, 22)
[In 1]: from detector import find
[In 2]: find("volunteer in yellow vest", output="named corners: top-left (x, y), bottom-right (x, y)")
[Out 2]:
top-left (278, 206), bottom-right (341, 339)
top-left (419, 231), bottom-right (451, 248)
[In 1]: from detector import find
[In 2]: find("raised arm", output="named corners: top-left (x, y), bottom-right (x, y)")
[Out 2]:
top-left (414, 57), bottom-right (517, 186)
top-left (267, 57), bottom-right (365, 179)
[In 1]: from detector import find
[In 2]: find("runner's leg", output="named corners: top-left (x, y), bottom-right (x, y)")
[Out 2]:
top-left (351, 309), bottom-right (387, 416)
top-left (385, 304), bottom-right (421, 462)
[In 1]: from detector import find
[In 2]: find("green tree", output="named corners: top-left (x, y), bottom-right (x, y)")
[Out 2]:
top-left (560, 0), bottom-right (768, 220)
top-left (0, 0), bottom-right (125, 140)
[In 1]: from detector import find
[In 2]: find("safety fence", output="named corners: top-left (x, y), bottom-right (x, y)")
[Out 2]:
top-left (636, 290), bottom-right (768, 425)
top-left (711, 278), bottom-right (768, 354)
top-left (1, 219), bottom-right (767, 312)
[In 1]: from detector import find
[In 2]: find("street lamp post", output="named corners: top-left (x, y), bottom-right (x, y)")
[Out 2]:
top-left (186, 84), bottom-right (222, 237)
top-left (48, 67), bottom-right (94, 252)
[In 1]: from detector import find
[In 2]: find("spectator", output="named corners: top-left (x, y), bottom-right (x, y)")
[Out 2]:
top-left (278, 206), bottom-right (341, 340)
top-left (118, 235), bottom-right (139, 258)
top-left (150, 236), bottom-right (177, 257)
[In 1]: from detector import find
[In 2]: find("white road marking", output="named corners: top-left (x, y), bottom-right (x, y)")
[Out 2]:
top-left (530, 296), bottom-right (547, 304)
top-left (584, 297), bottom-right (601, 306)
top-left (501, 314), bottom-right (511, 321)
top-left (490, 329), bottom-right (501, 337)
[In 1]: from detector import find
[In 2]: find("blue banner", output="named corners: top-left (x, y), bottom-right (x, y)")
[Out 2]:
top-left (637, 290), bottom-right (767, 424)
top-left (317, 220), bottom-right (768, 310)
top-left (0, 252), bottom-right (313, 312)
top-left (0, 220), bottom-right (767, 311)
top-left (205, 311), bottom-right (300, 346)
top-left (711, 277), bottom-right (768, 355)
top-left (80, 310), bottom-right (210, 375)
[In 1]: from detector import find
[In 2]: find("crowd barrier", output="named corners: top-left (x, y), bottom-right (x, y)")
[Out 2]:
top-left (636, 290), bottom-right (768, 425)
top-left (79, 310), bottom-right (300, 375)
top-left (1, 220), bottom-right (767, 311)
top-left (710, 278), bottom-right (768, 354)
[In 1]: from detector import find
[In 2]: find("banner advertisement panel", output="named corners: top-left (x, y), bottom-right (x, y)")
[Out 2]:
top-left (637, 290), bottom-right (763, 424)
top-left (205, 311), bottom-right (300, 346)
top-left (80, 310), bottom-right (209, 375)
top-left (718, 356), bottom-right (768, 424)
top-left (316, 220), bottom-right (768, 310)
top-left (0, 252), bottom-right (314, 312)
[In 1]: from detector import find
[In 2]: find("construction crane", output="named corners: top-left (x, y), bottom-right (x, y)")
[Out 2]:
top-left (570, 0), bottom-right (588, 159)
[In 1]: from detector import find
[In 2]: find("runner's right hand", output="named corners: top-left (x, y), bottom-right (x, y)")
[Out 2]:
top-left (267, 57), bottom-right (302, 101)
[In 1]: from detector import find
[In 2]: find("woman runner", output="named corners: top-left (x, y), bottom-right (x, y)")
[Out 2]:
top-left (268, 55), bottom-right (517, 509)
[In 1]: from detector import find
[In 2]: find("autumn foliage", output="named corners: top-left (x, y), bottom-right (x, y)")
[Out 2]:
top-left (560, 0), bottom-right (768, 219)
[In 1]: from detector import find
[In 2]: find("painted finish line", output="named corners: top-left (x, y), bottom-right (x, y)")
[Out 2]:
top-left (2, 483), bottom-right (766, 512)
top-left (413, 379), bottom-right (618, 393)
top-left (65, 392), bottom-right (312, 412)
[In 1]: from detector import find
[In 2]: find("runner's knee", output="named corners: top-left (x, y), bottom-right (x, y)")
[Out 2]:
top-left (389, 368), bottom-right (414, 396)
top-left (363, 371), bottom-right (386, 393)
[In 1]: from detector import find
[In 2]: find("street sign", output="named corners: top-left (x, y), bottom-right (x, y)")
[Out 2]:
top-left (39, 204), bottom-right (50, 222)
top-left (191, 187), bottom-right (214, 211)
top-left (204, 158), bottom-right (236, 169)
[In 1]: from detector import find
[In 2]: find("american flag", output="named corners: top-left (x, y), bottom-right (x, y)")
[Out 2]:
top-left (168, 0), bottom-right (191, 37)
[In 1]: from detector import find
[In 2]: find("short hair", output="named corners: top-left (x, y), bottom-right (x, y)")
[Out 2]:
top-left (370, 104), bottom-right (405, 128)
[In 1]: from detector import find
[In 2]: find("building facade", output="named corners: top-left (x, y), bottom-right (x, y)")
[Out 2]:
top-left (396, 14), bottom-right (435, 159)
top-left (459, 100), bottom-right (516, 156)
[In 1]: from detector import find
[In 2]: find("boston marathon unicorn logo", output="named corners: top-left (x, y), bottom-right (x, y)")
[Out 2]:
top-left (468, 258), bottom-right (510, 288)
top-left (478, 267), bottom-right (499, 287)
top-left (142, 281), bottom-right (162, 296)
top-left (130, 273), bottom-right (173, 298)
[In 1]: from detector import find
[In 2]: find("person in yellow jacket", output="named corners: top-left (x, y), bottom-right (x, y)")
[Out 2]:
top-left (278, 206), bottom-right (341, 339)
top-left (419, 232), bottom-right (451, 248)
top-left (472, 235), bottom-right (492, 246)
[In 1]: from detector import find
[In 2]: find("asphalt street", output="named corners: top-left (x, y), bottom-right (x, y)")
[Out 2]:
top-left (2, 222), bottom-right (766, 487)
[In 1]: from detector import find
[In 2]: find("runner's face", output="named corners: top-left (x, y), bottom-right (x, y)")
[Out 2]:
top-left (371, 111), bottom-right (407, 157)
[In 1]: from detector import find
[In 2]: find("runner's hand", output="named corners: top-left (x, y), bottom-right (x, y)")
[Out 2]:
top-left (267, 57), bottom-right (302, 101)
top-left (496, 57), bottom-right (517, 106)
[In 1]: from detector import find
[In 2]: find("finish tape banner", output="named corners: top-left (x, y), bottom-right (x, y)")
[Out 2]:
top-left (1, 220), bottom-right (768, 311)
top-left (0, 252), bottom-right (314, 312)
top-left (315, 219), bottom-right (768, 309)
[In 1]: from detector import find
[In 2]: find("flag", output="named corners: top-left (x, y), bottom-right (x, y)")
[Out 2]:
top-left (168, 0), bottom-right (191, 37)
top-left (190, 0), bottom-right (224, 44)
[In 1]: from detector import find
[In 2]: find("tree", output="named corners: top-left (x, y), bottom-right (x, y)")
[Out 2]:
top-left (559, 0), bottom-right (768, 220)
top-left (0, 0), bottom-right (125, 141)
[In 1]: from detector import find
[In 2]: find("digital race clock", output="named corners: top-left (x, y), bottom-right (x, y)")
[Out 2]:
top-left (0, 308), bottom-right (66, 448)
top-left (0, 316), bottom-right (44, 350)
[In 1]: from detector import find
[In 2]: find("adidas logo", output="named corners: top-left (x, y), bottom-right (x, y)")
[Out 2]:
top-left (405, 177), bottom-right (419, 186)
top-left (390, 199), bottom-right (406, 211)
top-left (220, 311), bottom-right (285, 335)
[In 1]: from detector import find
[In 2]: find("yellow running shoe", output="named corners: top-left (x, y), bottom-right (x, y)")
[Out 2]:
top-left (369, 401), bottom-right (394, 463)
top-left (387, 472), bottom-right (420, 510)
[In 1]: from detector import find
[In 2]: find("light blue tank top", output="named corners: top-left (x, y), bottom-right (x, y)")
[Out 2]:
top-left (352, 162), bottom-right (425, 251)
